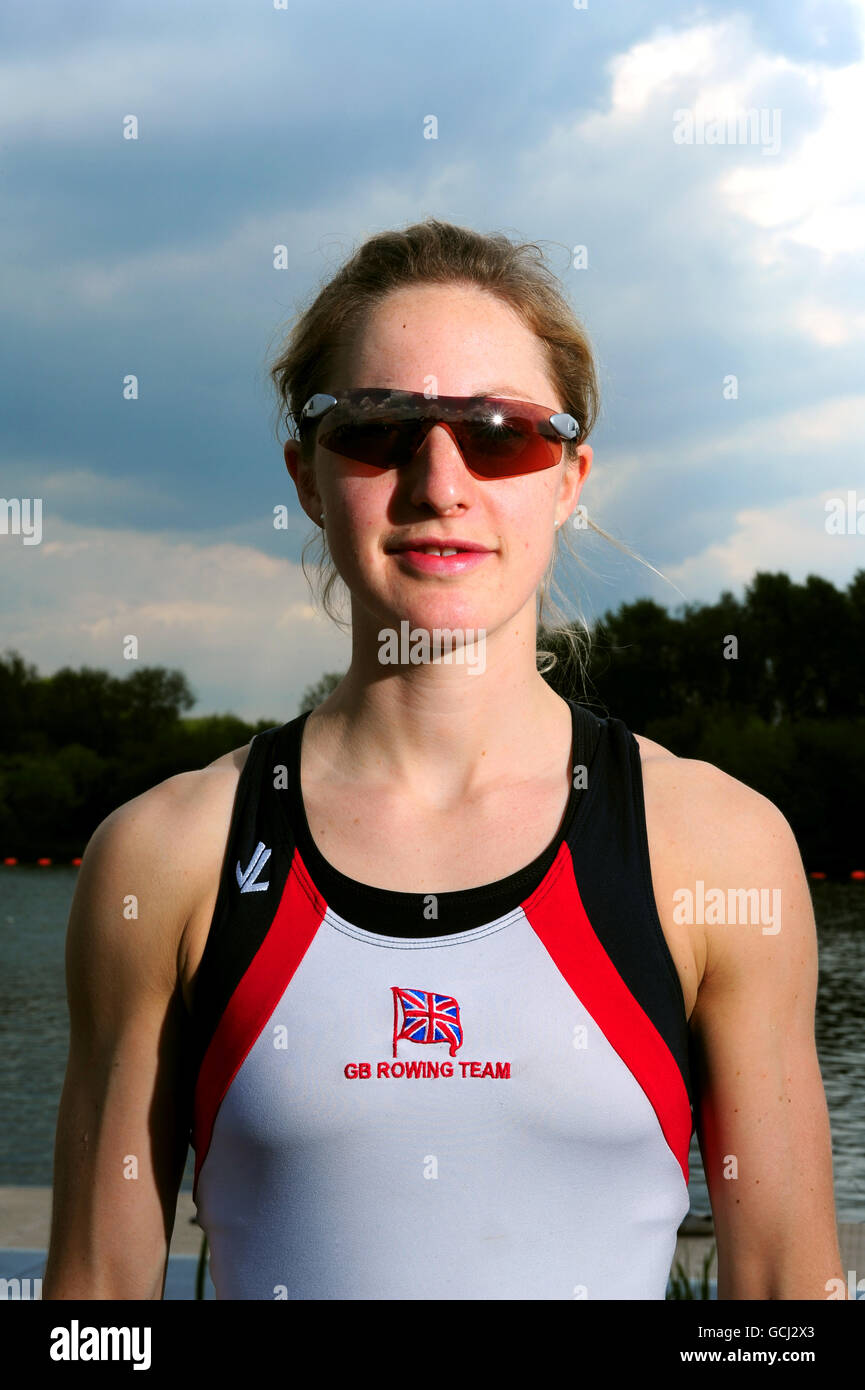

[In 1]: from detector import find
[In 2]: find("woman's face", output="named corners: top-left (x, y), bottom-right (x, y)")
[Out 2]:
top-left (286, 282), bottom-right (592, 644)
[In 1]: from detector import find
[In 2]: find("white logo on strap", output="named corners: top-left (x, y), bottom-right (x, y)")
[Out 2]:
top-left (236, 841), bottom-right (271, 893)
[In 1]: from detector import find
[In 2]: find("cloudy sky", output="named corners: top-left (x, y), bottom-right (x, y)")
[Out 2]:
top-left (1, 0), bottom-right (863, 720)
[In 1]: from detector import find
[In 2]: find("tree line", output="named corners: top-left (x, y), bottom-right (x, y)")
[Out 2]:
top-left (542, 569), bottom-right (865, 876)
top-left (1, 569), bottom-right (862, 872)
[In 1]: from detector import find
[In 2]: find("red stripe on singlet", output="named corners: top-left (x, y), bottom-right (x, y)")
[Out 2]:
top-left (192, 849), bottom-right (326, 1198)
top-left (522, 841), bottom-right (692, 1184)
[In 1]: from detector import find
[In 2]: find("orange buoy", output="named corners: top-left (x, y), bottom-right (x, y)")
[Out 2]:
top-left (71, 856), bottom-right (82, 867)
top-left (851, 870), bottom-right (865, 882)
top-left (3, 857), bottom-right (17, 866)
top-left (36, 857), bottom-right (52, 866)
top-left (808, 871), bottom-right (827, 880)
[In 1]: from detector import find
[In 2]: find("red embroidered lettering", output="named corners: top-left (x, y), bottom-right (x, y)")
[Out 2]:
top-left (350, 1059), bottom-right (510, 1079)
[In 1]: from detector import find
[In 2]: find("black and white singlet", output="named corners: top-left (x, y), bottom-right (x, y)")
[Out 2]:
top-left (186, 700), bottom-right (694, 1300)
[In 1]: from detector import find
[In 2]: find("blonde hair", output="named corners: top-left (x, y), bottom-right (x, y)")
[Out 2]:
top-left (266, 217), bottom-right (671, 689)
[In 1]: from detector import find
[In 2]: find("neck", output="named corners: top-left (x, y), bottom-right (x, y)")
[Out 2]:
top-left (302, 603), bottom-right (570, 803)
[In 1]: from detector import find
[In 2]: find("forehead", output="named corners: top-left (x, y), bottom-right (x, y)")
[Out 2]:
top-left (338, 283), bottom-right (555, 402)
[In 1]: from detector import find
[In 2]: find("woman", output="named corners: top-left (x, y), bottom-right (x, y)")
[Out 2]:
top-left (44, 219), bottom-right (844, 1300)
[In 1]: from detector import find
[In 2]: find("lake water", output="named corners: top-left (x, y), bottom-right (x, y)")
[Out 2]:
top-left (1, 868), bottom-right (863, 1216)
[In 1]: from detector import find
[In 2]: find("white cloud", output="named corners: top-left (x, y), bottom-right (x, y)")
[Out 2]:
top-left (531, 7), bottom-right (865, 351)
top-left (589, 392), bottom-right (865, 514)
top-left (663, 487), bottom-right (864, 601)
top-left (720, 55), bottom-right (865, 258)
top-left (0, 519), bottom-right (350, 719)
top-left (608, 21), bottom-right (754, 117)
top-left (792, 300), bottom-right (865, 346)
top-left (602, 5), bottom-right (865, 263)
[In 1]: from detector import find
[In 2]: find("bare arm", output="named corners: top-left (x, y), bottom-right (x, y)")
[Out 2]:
top-left (681, 766), bottom-right (845, 1299)
top-left (43, 779), bottom-right (203, 1300)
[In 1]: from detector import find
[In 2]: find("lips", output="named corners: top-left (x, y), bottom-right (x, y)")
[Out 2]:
top-left (386, 542), bottom-right (493, 575)
top-left (399, 545), bottom-right (460, 556)
top-left (387, 538), bottom-right (491, 554)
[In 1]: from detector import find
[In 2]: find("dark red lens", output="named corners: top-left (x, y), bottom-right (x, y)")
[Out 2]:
top-left (315, 393), bottom-right (562, 477)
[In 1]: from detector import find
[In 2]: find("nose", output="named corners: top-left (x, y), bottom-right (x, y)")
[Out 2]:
top-left (404, 421), bottom-right (477, 513)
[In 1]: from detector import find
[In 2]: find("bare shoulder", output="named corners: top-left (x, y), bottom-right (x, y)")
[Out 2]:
top-left (75, 740), bottom-right (254, 990)
top-left (88, 740), bottom-right (252, 877)
top-left (631, 729), bottom-right (794, 843)
top-left (631, 730), bottom-right (812, 987)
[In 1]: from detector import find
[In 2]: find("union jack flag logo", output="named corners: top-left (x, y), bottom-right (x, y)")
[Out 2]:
top-left (391, 986), bottom-right (463, 1057)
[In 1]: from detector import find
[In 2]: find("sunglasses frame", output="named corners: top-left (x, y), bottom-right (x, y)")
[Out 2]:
top-left (297, 388), bottom-right (580, 476)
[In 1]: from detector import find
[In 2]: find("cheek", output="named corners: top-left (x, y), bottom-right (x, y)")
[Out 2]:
top-left (522, 528), bottom-right (557, 580)
top-left (501, 486), bottom-right (556, 555)
top-left (327, 481), bottom-right (393, 564)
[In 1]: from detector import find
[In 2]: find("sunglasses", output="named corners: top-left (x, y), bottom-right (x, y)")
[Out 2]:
top-left (298, 388), bottom-right (580, 479)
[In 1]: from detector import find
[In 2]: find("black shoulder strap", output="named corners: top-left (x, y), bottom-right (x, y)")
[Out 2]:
top-left (569, 699), bottom-right (603, 784)
top-left (565, 711), bottom-right (694, 1110)
top-left (184, 725), bottom-right (295, 1088)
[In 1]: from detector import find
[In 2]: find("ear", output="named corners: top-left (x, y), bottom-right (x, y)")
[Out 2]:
top-left (284, 439), bottom-right (323, 524)
top-left (555, 444), bottom-right (592, 527)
